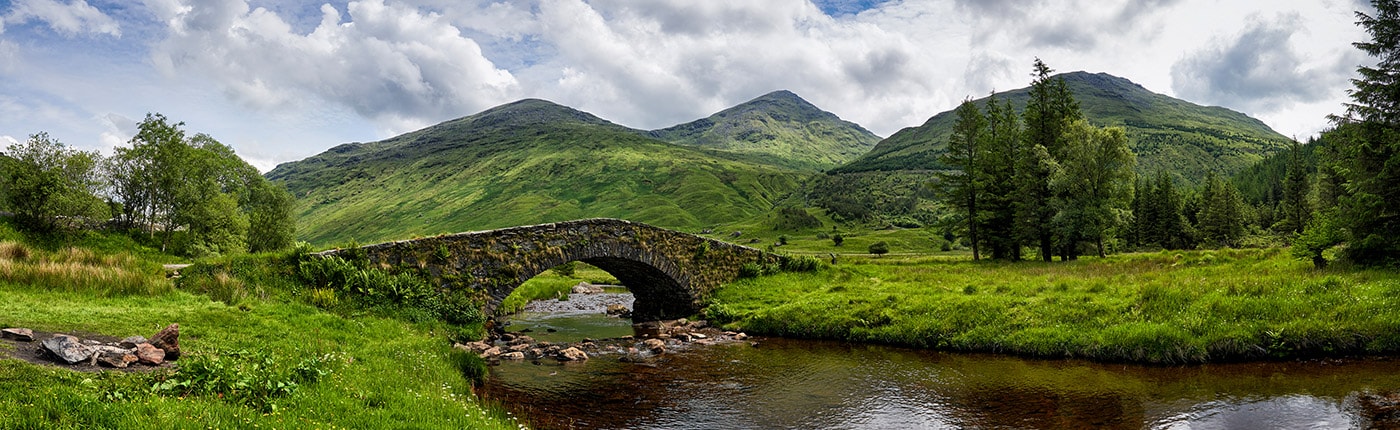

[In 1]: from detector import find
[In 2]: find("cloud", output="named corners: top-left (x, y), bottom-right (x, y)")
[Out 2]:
top-left (3, 0), bottom-right (121, 37)
top-left (148, 0), bottom-right (519, 134)
top-left (1171, 14), bottom-right (1357, 113)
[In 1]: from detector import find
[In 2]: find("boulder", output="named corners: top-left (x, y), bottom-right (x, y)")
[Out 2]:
top-left (557, 347), bottom-right (588, 361)
top-left (571, 282), bottom-right (605, 294)
top-left (499, 351), bottom-right (526, 360)
top-left (642, 338), bottom-right (666, 354)
top-left (480, 346), bottom-right (503, 359)
top-left (607, 304), bottom-right (630, 316)
top-left (136, 343), bottom-right (165, 365)
top-left (734, 333), bottom-right (749, 341)
top-left (509, 335), bottom-right (535, 346)
top-left (149, 324), bottom-right (180, 361)
top-left (456, 341), bottom-right (492, 354)
top-left (96, 349), bottom-right (139, 368)
top-left (2, 328), bottom-right (33, 342)
top-left (508, 343), bottom-right (531, 353)
top-left (40, 335), bottom-right (94, 364)
top-left (120, 336), bottom-right (148, 349)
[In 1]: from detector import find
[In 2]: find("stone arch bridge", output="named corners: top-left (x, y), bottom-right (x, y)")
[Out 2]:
top-left (318, 219), bottom-right (781, 321)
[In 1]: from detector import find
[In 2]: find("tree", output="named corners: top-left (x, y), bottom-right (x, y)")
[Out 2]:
top-left (1, 132), bottom-right (108, 231)
top-left (1051, 120), bottom-right (1136, 258)
top-left (868, 241), bottom-right (889, 256)
top-left (1273, 140), bottom-right (1312, 235)
top-left (1321, 0), bottom-right (1400, 265)
top-left (1196, 173), bottom-right (1248, 248)
top-left (936, 98), bottom-right (987, 260)
top-left (832, 233), bottom-right (845, 247)
top-left (108, 113), bottom-right (296, 256)
top-left (1016, 58), bottom-right (1083, 261)
top-left (979, 94), bottom-right (1023, 260)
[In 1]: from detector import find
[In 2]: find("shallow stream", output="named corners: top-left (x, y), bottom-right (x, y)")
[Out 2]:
top-left (482, 292), bottom-right (1400, 429)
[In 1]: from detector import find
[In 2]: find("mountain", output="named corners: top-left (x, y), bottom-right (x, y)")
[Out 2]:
top-left (649, 90), bottom-right (881, 171)
top-left (267, 99), bottom-right (804, 246)
top-left (832, 72), bottom-right (1292, 186)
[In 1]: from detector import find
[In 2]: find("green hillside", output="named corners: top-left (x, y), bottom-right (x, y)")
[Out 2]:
top-left (833, 72), bottom-right (1292, 186)
top-left (649, 90), bottom-right (881, 171)
top-left (266, 99), bottom-right (805, 246)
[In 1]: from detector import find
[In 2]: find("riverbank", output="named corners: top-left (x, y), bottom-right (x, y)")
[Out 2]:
top-left (0, 223), bottom-right (521, 429)
top-left (707, 248), bottom-right (1400, 364)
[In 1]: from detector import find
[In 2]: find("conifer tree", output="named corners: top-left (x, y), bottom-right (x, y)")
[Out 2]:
top-left (936, 98), bottom-right (988, 260)
top-left (979, 94), bottom-right (1023, 260)
top-left (1016, 58), bottom-right (1083, 261)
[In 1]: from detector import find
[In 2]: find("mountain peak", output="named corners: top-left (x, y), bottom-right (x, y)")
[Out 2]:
top-left (464, 98), bottom-right (620, 129)
top-left (649, 90), bottom-right (880, 171)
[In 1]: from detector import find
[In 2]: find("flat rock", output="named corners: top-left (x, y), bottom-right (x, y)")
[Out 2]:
top-left (2, 328), bottom-right (33, 342)
top-left (119, 335), bottom-right (148, 349)
top-left (571, 282), bottom-right (604, 294)
top-left (149, 324), bottom-right (180, 361)
top-left (499, 351), bottom-right (526, 360)
top-left (40, 334), bottom-right (94, 364)
top-left (480, 346), bottom-right (503, 359)
top-left (135, 343), bottom-right (165, 365)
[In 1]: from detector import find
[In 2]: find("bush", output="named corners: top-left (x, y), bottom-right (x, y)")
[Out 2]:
top-left (781, 255), bottom-right (822, 272)
top-left (151, 349), bottom-right (340, 413)
top-left (832, 233), bottom-right (844, 246)
top-left (869, 241), bottom-right (890, 256)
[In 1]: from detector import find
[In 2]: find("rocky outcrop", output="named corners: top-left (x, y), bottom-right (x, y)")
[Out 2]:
top-left (572, 282), bottom-right (605, 294)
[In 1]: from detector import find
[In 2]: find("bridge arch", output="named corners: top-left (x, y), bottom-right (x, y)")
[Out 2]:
top-left (325, 219), bottom-right (779, 321)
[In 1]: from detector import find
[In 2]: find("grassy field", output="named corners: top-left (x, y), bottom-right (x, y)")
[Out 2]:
top-left (708, 248), bottom-right (1400, 364)
top-left (0, 224), bottom-right (520, 429)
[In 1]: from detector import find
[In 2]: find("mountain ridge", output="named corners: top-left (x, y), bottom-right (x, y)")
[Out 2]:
top-left (832, 71), bottom-right (1292, 185)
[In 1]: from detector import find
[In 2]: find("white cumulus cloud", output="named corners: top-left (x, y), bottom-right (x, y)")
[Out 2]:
top-left (149, 0), bottom-right (519, 134)
top-left (3, 0), bottom-right (121, 37)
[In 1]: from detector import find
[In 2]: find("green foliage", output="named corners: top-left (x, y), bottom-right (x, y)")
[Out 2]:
top-left (1196, 172), bottom-right (1249, 248)
top-left (151, 349), bottom-right (340, 413)
top-left (935, 98), bottom-right (988, 260)
top-left (107, 114), bottom-right (296, 256)
top-left (1051, 119), bottom-right (1136, 258)
top-left (549, 260), bottom-right (578, 277)
top-left (1, 132), bottom-right (108, 232)
top-left (832, 233), bottom-right (845, 246)
top-left (868, 241), bottom-right (890, 255)
top-left (711, 249), bottom-right (1400, 363)
top-left (780, 255), bottom-right (823, 272)
top-left (773, 206), bottom-right (822, 231)
top-left (293, 255), bottom-right (483, 325)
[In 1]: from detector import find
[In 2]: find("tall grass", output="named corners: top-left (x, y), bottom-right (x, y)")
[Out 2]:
top-left (711, 248), bottom-right (1400, 364)
top-left (0, 241), bottom-right (169, 296)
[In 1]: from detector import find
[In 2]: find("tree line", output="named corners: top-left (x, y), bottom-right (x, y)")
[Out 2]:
top-left (0, 113), bottom-right (295, 256)
top-left (936, 59), bottom-right (1136, 261)
top-left (945, 0), bottom-right (1400, 268)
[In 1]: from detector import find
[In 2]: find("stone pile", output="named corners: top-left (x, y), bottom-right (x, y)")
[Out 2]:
top-left (462, 319), bottom-right (751, 364)
top-left (3, 323), bottom-right (181, 369)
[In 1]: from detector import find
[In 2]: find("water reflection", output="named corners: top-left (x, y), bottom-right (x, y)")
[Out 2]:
top-left (481, 335), bottom-right (1400, 429)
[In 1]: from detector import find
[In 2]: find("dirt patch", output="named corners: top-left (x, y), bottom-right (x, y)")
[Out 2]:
top-left (0, 329), bottom-right (172, 373)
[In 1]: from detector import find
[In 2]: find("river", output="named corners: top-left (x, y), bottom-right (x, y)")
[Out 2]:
top-left (480, 292), bottom-right (1400, 429)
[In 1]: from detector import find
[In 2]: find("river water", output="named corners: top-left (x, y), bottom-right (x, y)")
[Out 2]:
top-left (481, 293), bottom-right (1400, 429)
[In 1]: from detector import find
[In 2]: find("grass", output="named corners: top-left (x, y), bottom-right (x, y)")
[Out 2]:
top-left (499, 262), bottom-right (620, 314)
top-left (709, 247), bottom-right (1400, 364)
top-left (0, 226), bottom-right (520, 429)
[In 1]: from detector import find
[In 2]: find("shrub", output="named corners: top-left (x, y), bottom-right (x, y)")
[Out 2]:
top-left (739, 262), bottom-right (764, 278)
top-left (832, 233), bottom-right (844, 247)
top-left (152, 349), bottom-right (340, 413)
top-left (781, 255), bottom-right (822, 272)
top-left (869, 241), bottom-right (890, 256)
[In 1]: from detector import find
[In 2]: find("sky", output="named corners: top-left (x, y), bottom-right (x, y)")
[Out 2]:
top-left (0, 0), bottom-right (1374, 172)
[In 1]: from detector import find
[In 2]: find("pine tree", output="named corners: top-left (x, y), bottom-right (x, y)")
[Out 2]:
top-left (1323, 0), bottom-right (1400, 265)
top-left (979, 94), bottom-right (1023, 260)
top-left (1274, 140), bottom-right (1311, 235)
top-left (1016, 58), bottom-right (1083, 261)
top-left (1196, 173), bottom-right (1247, 248)
top-left (936, 99), bottom-right (987, 260)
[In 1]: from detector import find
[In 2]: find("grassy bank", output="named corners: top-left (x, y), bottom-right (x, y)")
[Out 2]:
top-left (0, 225), bottom-right (520, 428)
top-left (708, 248), bottom-right (1400, 364)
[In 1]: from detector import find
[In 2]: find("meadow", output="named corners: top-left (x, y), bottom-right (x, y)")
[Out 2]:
top-left (707, 248), bottom-right (1400, 364)
top-left (0, 223), bottom-right (520, 429)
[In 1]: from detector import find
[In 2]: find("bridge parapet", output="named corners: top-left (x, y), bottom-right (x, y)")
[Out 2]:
top-left (318, 218), bottom-right (780, 321)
